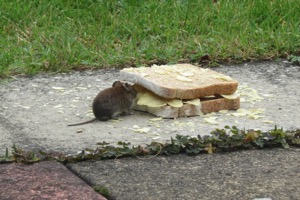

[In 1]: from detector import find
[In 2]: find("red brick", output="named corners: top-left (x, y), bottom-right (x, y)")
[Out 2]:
top-left (0, 161), bottom-right (106, 200)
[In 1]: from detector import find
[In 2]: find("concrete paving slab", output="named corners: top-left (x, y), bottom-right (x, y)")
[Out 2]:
top-left (67, 148), bottom-right (300, 200)
top-left (0, 61), bottom-right (299, 154)
top-left (0, 161), bottom-right (106, 200)
top-left (0, 122), bottom-right (13, 155)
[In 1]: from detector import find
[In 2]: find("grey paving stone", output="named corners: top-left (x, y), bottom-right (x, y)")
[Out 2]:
top-left (67, 149), bottom-right (300, 200)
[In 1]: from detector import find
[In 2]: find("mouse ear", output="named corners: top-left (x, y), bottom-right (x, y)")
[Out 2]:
top-left (122, 82), bottom-right (132, 92)
top-left (112, 81), bottom-right (122, 87)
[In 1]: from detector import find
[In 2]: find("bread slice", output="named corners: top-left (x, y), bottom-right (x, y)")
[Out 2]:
top-left (120, 64), bottom-right (238, 99)
top-left (132, 85), bottom-right (240, 119)
top-left (200, 95), bottom-right (240, 114)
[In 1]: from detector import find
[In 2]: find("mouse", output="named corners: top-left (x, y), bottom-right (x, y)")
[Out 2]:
top-left (68, 81), bottom-right (137, 126)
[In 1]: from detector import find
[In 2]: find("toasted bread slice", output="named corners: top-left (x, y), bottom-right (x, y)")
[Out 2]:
top-left (120, 64), bottom-right (238, 99)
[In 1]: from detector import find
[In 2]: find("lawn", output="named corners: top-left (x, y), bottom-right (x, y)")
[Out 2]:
top-left (0, 0), bottom-right (299, 76)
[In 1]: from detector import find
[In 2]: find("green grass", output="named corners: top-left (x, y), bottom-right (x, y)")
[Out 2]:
top-left (1, 0), bottom-right (299, 76)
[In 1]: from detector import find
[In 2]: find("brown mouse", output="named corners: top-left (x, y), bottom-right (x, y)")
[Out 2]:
top-left (68, 81), bottom-right (137, 126)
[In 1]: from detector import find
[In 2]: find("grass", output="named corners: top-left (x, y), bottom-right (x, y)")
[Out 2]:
top-left (0, 0), bottom-right (299, 76)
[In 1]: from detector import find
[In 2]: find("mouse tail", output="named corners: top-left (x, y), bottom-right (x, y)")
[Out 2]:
top-left (67, 118), bottom-right (97, 126)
